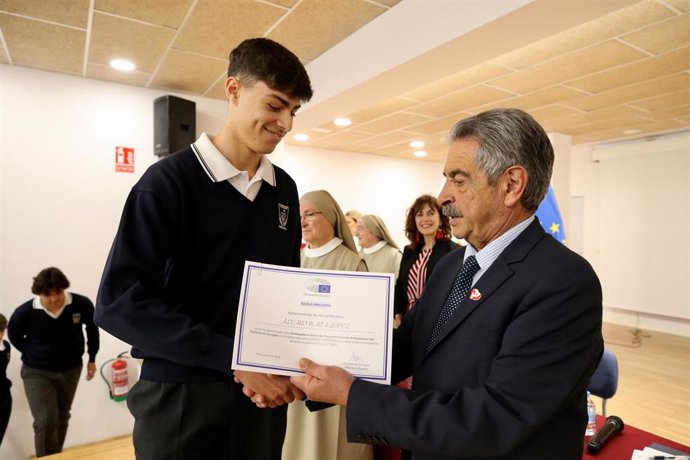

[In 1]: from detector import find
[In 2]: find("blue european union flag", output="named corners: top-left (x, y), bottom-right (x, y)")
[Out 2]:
top-left (318, 285), bottom-right (331, 293)
top-left (536, 186), bottom-right (566, 244)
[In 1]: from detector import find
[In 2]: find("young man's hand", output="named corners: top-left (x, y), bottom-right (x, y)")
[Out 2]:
top-left (233, 371), bottom-right (305, 408)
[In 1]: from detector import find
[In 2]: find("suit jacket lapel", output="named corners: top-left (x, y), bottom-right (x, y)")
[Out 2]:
top-left (422, 218), bottom-right (546, 357)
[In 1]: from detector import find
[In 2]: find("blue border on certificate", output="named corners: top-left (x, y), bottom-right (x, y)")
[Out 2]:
top-left (235, 262), bottom-right (392, 382)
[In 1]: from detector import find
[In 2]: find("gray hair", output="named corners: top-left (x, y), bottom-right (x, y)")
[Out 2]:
top-left (448, 108), bottom-right (553, 211)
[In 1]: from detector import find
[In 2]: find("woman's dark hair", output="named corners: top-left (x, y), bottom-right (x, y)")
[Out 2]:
top-left (228, 38), bottom-right (313, 102)
top-left (0, 313), bottom-right (7, 332)
top-left (404, 194), bottom-right (452, 248)
top-left (31, 267), bottom-right (70, 295)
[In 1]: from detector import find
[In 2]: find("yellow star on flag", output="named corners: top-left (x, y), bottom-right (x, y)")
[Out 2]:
top-left (549, 222), bottom-right (560, 234)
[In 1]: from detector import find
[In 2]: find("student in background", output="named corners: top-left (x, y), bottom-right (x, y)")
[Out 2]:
top-left (95, 38), bottom-right (313, 460)
top-left (0, 313), bottom-right (11, 447)
top-left (8, 267), bottom-right (99, 457)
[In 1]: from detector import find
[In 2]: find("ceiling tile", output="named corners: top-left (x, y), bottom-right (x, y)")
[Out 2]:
top-left (405, 113), bottom-right (473, 135)
top-left (399, 62), bottom-right (513, 103)
top-left (86, 62), bottom-right (151, 86)
top-left (348, 130), bottom-right (419, 151)
top-left (94, 0), bottom-right (193, 29)
top-left (0, 13), bottom-right (84, 74)
top-left (664, 0), bottom-right (690, 13)
top-left (503, 85), bottom-right (590, 110)
top-left (542, 105), bottom-right (647, 132)
top-left (629, 90), bottom-right (690, 111)
top-left (409, 85), bottom-right (515, 118)
top-left (348, 98), bottom-right (418, 123)
top-left (370, 0), bottom-right (401, 7)
top-left (491, 0), bottom-right (674, 70)
top-left (357, 112), bottom-right (432, 134)
top-left (374, 132), bottom-right (448, 156)
top-left (528, 105), bottom-right (583, 121)
top-left (89, 13), bottom-right (175, 73)
top-left (174, 0), bottom-right (284, 59)
top-left (204, 78), bottom-right (227, 100)
top-left (307, 130), bottom-right (372, 150)
top-left (263, 0), bottom-right (299, 7)
top-left (638, 104), bottom-right (690, 120)
top-left (566, 46), bottom-right (690, 93)
top-left (267, 0), bottom-right (387, 62)
top-left (490, 40), bottom-right (647, 94)
top-left (150, 49), bottom-right (227, 94)
top-left (0, 0), bottom-right (89, 28)
top-left (620, 13), bottom-right (690, 54)
top-left (564, 115), bottom-right (654, 136)
top-left (574, 119), bottom-right (688, 143)
top-left (564, 72), bottom-right (689, 111)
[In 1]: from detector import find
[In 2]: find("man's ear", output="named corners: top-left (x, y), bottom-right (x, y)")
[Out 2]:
top-left (503, 166), bottom-right (528, 207)
top-left (225, 76), bottom-right (240, 102)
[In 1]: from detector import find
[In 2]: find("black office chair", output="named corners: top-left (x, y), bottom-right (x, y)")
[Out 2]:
top-left (588, 348), bottom-right (619, 417)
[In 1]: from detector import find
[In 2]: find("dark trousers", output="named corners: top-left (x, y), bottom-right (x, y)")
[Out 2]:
top-left (21, 364), bottom-right (81, 457)
top-left (0, 388), bottom-right (11, 446)
top-left (127, 379), bottom-right (287, 460)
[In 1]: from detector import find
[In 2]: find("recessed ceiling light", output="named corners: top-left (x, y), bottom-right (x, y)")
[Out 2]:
top-left (623, 129), bottom-right (642, 135)
top-left (413, 150), bottom-right (427, 158)
top-left (293, 133), bottom-right (310, 141)
top-left (110, 59), bottom-right (136, 72)
top-left (410, 140), bottom-right (425, 148)
top-left (333, 118), bottom-right (352, 127)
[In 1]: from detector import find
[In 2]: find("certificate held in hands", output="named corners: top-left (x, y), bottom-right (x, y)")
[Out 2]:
top-left (231, 261), bottom-right (393, 384)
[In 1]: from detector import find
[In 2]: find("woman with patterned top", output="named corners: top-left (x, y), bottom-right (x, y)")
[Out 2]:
top-left (394, 195), bottom-right (460, 328)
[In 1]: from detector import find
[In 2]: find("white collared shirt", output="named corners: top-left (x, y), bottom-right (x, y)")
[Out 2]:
top-left (362, 240), bottom-right (387, 255)
top-left (191, 133), bottom-right (276, 201)
top-left (464, 216), bottom-right (535, 285)
top-left (303, 238), bottom-right (343, 258)
top-left (32, 291), bottom-right (73, 319)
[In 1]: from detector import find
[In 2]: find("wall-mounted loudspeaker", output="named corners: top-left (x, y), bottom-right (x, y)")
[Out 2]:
top-left (153, 95), bottom-right (196, 157)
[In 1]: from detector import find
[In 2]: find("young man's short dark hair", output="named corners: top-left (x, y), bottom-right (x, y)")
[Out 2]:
top-left (228, 37), bottom-right (313, 102)
top-left (31, 267), bottom-right (70, 295)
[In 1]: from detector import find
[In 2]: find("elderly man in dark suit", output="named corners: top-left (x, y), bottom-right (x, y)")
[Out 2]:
top-left (289, 108), bottom-right (604, 460)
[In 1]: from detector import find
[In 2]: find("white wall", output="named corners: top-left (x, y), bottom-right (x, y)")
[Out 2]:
top-left (0, 65), bottom-right (444, 459)
top-left (571, 132), bottom-right (690, 337)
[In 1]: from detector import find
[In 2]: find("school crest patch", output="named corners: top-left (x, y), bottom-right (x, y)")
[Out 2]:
top-left (278, 203), bottom-right (289, 230)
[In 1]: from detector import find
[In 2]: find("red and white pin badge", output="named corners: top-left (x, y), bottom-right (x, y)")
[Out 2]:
top-left (469, 288), bottom-right (482, 301)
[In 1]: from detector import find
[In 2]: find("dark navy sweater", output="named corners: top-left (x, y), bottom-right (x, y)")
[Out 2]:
top-left (8, 293), bottom-right (99, 371)
top-left (0, 340), bottom-right (10, 392)
top-left (95, 147), bottom-right (301, 383)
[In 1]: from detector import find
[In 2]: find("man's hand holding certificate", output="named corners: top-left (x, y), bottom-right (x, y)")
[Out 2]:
top-left (231, 261), bottom-right (394, 387)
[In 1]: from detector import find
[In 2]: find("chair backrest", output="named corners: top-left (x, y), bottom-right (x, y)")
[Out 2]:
top-left (588, 348), bottom-right (619, 399)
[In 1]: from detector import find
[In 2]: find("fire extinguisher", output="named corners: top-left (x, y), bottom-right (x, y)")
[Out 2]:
top-left (111, 359), bottom-right (129, 399)
top-left (100, 351), bottom-right (136, 401)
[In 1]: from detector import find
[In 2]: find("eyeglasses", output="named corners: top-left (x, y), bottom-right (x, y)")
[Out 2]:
top-left (300, 211), bottom-right (323, 222)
